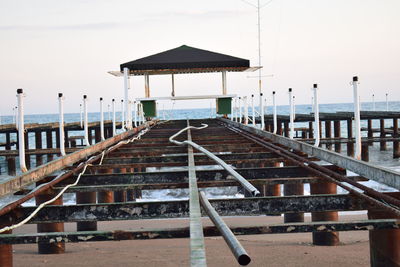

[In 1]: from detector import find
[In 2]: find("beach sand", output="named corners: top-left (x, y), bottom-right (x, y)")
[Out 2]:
top-left (12, 214), bottom-right (370, 267)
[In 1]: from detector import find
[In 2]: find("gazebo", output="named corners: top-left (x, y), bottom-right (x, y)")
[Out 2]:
top-left (108, 45), bottom-right (260, 122)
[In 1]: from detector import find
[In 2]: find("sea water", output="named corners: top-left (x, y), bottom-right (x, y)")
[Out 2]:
top-left (0, 101), bottom-right (399, 206)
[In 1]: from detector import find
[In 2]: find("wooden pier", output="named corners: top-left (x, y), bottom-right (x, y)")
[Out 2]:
top-left (0, 118), bottom-right (399, 266)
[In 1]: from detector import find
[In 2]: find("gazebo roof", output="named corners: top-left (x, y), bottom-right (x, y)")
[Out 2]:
top-left (109, 45), bottom-right (259, 76)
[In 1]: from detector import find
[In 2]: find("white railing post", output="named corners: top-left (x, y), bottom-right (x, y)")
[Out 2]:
top-left (289, 88), bottom-right (294, 139)
top-left (293, 96), bottom-right (296, 121)
top-left (58, 93), bottom-right (66, 156)
top-left (244, 96), bottom-right (249, 125)
top-left (386, 93), bottom-right (389, 111)
top-left (17, 89), bottom-right (27, 172)
top-left (313, 84), bottom-right (320, 147)
top-left (83, 95), bottom-right (90, 146)
top-left (121, 99), bottom-right (125, 130)
top-left (352, 76), bottom-right (362, 160)
top-left (272, 91), bottom-right (277, 134)
top-left (112, 99), bottom-right (116, 136)
top-left (239, 97), bottom-right (242, 123)
top-left (79, 103), bottom-right (83, 128)
top-left (372, 94), bottom-right (375, 111)
top-left (13, 107), bottom-right (18, 130)
top-left (260, 93), bottom-right (265, 130)
top-left (100, 97), bottom-right (105, 141)
top-left (251, 94), bottom-right (255, 126)
top-left (133, 101), bottom-right (137, 127)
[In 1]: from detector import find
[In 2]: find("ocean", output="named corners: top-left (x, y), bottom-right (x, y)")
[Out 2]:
top-left (0, 101), bottom-right (399, 206)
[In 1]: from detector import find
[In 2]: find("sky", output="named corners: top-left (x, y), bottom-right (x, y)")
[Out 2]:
top-left (0, 0), bottom-right (399, 115)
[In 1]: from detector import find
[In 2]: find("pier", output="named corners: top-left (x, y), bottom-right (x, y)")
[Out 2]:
top-left (0, 118), bottom-right (399, 266)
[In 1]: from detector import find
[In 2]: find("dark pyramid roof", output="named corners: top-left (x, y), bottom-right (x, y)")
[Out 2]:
top-left (120, 45), bottom-right (250, 72)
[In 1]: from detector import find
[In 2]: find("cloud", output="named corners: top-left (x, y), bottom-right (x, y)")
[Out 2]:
top-left (0, 22), bottom-right (119, 31)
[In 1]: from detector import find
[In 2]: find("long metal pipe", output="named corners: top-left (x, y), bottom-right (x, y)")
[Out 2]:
top-left (234, 98), bottom-right (238, 122)
top-left (169, 125), bottom-right (260, 196)
top-left (352, 76), bottom-right (361, 160)
top-left (83, 95), bottom-right (90, 146)
top-left (313, 84), bottom-right (320, 147)
top-left (272, 91), bottom-right (277, 134)
top-left (112, 99), bottom-right (116, 136)
top-left (288, 88), bottom-right (294, 139)
top-left (199, 192), bottom-right (251, 266)
top-left (17, 89), bottom-right (28, 173)
top-left (100, 98), bottom-right (105, 141)
top-left (58, 93), bottom-right (66, 156)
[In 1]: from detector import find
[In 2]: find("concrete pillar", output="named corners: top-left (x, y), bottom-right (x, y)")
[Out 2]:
top-left (310, 181), bottom-right (339, 246)
top-left (308, 121), bottom-right (314, 139)
top-left (46, 130), bottom-right (54, 162)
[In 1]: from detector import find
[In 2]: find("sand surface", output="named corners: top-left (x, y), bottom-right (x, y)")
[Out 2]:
top-left (12, 214), bottom-right (370, 267)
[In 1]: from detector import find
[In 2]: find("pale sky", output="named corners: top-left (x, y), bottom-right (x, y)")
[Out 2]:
top-left (1, 0), bottom-right (399, 114)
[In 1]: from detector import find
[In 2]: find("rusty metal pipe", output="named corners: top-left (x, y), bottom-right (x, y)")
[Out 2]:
top-left (199, 192), bottom-right (251, 266)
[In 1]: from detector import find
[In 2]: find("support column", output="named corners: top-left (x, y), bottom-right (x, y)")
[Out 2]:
top-left (35, 188), bottom-right (65, 254)
top-left (368, 194), bottom-right (400, 267)
top-left (380, 119), bottom-right (387, 151)
top-left (98, 168), bottom-right (114, 204)
top-left (283, 122), bottom-right (289, 137)
top-left (325, 120), bottom-right (332, 150)
top-left (393, 118), bottom-right (400, 158)
top-left (308, 121), bottom-right (314, 139)
top-left (310, 181), bottom-right (339, 246)
top-left (368, 119), bottom-right (373, 145)
top-left (362, 143), bottom-right (369, 162)
top-left (76, 189), bottom-right (97, 231)
top-left (0, 219), bottom-right (12, 267)
top-left (24, 131), bottom-right (30, 169)
top-left (334, 121), bottom-right (341, 153)
top-left (347, 119), bottom-right (355, 157)
top-left (6, 132), bottom-right (16, 176)
top-left (283, 159), bottom-right (304, 223)
top-left (35, 131), bottom-right (43, 167)
top-left (46, 130), bottom-right (54, 162)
